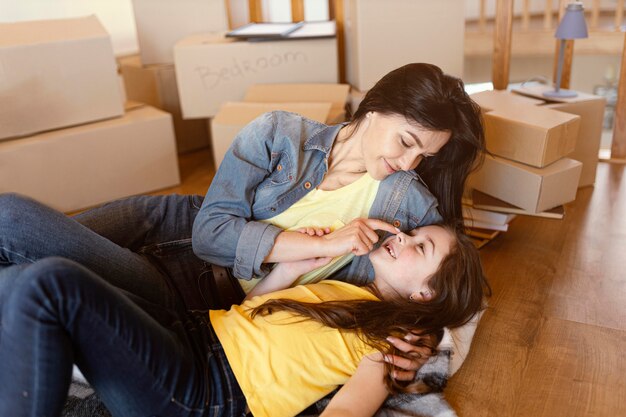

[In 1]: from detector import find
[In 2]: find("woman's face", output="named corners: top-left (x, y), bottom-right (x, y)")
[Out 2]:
top-left (370, 225), bottom-right (454, 301)
top-left (360, 112), bottom-right (451, 180)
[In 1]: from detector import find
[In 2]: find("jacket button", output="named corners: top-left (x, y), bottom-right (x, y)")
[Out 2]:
top-left (304, 181), bottom-right (312, 189)
top-left (277, 164), bottom-right (283, 171)
top-left (393, 220), bottom-right (401, 228)
top-left (270, 207), bottom-right (276, 212)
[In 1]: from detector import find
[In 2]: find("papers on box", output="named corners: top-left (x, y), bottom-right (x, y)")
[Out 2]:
top-left (0, 16), bottom-right (123, 141)
top-left (174, 25), bottom-right (338, 118)
top-left (0, 106), bottom-right (180, 213)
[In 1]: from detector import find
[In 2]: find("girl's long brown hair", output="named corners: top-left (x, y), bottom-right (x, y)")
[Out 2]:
top-left (251, 228), bottom-right (491, 394)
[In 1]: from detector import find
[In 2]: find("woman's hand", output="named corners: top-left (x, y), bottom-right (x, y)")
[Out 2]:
top-left (319, 218), bottom-right (398, 258)
top-left (384, 333), bottom-right (437, 381)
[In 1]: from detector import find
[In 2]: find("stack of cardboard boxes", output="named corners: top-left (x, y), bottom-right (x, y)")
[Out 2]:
top-left (0, 16), bottom-right (180, 213)
top-left (171, 19), bottom-right (343, 169)
top-left (467, 88), bottom-right (606, 223)
top-left (119, 0), bottom-right (231, 153)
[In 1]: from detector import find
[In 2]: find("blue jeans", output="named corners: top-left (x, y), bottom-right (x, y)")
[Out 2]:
top-left (0, 193), bottom-right (213, 311)
top-left (0, 258), bottom-right (246, 417)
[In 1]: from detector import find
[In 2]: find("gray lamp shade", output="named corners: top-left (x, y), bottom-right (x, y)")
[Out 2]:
top-left (555, 3), bottom-right (589, 39)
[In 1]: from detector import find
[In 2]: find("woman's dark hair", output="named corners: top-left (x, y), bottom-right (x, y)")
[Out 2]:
top-left (251, 225), bottom-right (491, 395)
top-left (351, 63), bottom-right (485, 229)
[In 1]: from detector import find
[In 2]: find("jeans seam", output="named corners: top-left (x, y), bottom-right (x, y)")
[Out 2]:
top-left (0, 247), bottom-right (36, 263)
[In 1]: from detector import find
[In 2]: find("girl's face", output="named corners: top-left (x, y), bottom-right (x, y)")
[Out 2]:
top-left (360, 112), bottom-right (451, 180)
top-left (370, 225), bottom-right (454, 301)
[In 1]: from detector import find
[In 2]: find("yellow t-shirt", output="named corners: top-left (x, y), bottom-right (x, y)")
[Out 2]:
top-left (239, 173), bottom-right (380, 293)
top-left (210, 280), bottom-right (379, 417)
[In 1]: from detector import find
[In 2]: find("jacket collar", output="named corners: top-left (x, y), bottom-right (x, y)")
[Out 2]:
top-left (302, 122), bottom-right (346, 154)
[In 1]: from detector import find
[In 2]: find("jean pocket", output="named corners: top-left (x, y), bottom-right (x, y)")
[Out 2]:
top-left (190, 194), bottom-right (205, 210)
top-left (150, 239), bottom-right (194, 258)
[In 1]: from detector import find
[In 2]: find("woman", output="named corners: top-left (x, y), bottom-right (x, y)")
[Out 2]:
top-left (0, 225), bottom-right (490, 417)
top-left (0, 63), bottom-right (483, 375)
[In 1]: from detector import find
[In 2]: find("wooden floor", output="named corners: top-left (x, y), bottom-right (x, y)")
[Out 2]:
top-left (158, 150), bottom-right (626, 416)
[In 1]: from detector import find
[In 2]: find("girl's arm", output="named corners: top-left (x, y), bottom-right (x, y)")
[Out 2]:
top-left (320, 353), bottom-right (388, 417)
top-left (243, 256), bottom-right (332, 300)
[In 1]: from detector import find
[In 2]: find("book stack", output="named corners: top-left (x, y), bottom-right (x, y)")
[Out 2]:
top-left (462, 195), bottom-right (517, 249)
top-left (463, 189), bottom-right (568, 248)
top-left (119, 0), bottom-right (231, 154)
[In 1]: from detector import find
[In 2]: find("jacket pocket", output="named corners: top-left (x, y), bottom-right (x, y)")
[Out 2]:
top-left (264, 151), bottom-right (292, 186)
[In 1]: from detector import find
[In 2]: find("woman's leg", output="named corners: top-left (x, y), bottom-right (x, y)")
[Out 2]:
top-left (73, 193), bottom-right (218, 310)
top-left (0, 258), bottom-right (215, 417)
top-left (0, 193), bottom-right (173, 307)
top-left (71, 194), bottom-right (204, 252)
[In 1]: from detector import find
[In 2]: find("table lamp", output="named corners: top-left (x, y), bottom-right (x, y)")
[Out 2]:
top-left (543, 2), bottom-right (588, 98)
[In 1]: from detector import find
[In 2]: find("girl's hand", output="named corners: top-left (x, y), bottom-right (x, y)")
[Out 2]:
top-left (245, 256), bottom-right (333, 300)
top-left (295, 226), bottom-right (332, 237)
top-left (383, 333), bottom-right (437, 381)
top-left (319, 218), bottom-right (398, 257)
top-left (273, 256), bottom-right (333, 280)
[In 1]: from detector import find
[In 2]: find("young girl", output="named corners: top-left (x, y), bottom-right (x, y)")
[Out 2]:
top-left (0, 225), bottom-right (489, 417)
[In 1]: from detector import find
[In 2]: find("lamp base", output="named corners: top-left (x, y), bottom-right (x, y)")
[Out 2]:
top-left (543, 89), bottom-right (578, 98)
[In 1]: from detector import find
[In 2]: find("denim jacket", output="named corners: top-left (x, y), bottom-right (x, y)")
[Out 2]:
top-left (192, 111), bottom-right (442, 283)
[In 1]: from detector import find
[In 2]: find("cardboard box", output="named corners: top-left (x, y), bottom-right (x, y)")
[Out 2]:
top-left (483, 105), bottom-right (580, 168)
top-left (344, 0), bottom-right (465, 91)
top-left (120, 59), bottom-right (210, 153)
top-left (0, 106), bottom-right (180, 213)
top-left (512, 85), bottom-right (606, 187)
top-left (470, 89), bottom-right (545, 112)
top-left (131, 0), bottom-right (228, 65)
top-left (544, 98), bottom-right (606, 187)
top-left (243, 83), bottom-right (350, 124)
top-left (468, 154), bottom-right (582, 213)
top-left (349, 88), bottom-right (368, 116)
top-left (210, 102), bottom-right (332, 169)
top-left (0, 16), bottom-right (124, 141)
top-left (174, 27), bottom-right (338, 118)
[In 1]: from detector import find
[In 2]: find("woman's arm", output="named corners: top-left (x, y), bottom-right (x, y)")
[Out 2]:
top-left (265, 218), bottom-right (399, 263)
top-left (320, 353), bottom-right (388, 417)
top-left (192, 112), bottom-right (286, 279)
